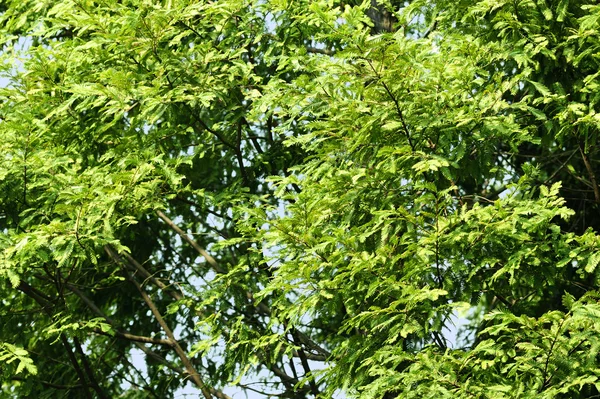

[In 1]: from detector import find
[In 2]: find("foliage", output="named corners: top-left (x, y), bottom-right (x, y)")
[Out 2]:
top-left (1, 0), bottom-right (600, 398)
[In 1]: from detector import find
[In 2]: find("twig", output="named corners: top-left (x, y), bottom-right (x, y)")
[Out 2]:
top-left (578, 142), bottom-right (600, 204)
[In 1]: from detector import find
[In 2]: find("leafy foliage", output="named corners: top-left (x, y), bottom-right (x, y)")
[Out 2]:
top-left (1, 0), bottom-right (600, 398)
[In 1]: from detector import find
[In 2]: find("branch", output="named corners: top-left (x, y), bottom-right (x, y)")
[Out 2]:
top-left (155, 211), bottom-right (331, 360)
top-left (292, 331), bottom-right (320, 396)
top-left (16, 282), bottom-right (93, 399)
top-left (306, 46), bottom-right (335, 56)
top-left (67, 283), bottom-right (174, 346)
top-left (241, 117), bottom-right (264, 155)
top-left (543, 149), bottom-right (578, 185)
top-left (66, 282), bottom-right (221, 396)
top-left (360, 54), bottom-right (415, 151)
top-left (188, 108), bottom-right (237, 151)
top-left (291, 349), bottom-right (327, 362)
top-left (540, 317), bottom-right (568, 392)
top-left (92, 328), bottom-right (173, 346)
top-left (156, 210), bottom-right (225, 274)
top-left (104, 245), bottom-right (184, 302)
top-left (122, 267), bottom-right (213, 399)
top-left (73, 336), bottom-right (108, 399)
top-left (12, 377), bottom-right (81, 390)
top-left (236, 119), bottom-right (250, 185)
top-left (107, 244), bottom-right (314, 393)
top-left (60, 335), bottom-right (94, 399)
top-left (578, 142), bottom-right (600, 204)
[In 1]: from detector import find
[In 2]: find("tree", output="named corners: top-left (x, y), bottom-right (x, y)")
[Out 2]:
top-left (1, 0), bottom-right (600, 398)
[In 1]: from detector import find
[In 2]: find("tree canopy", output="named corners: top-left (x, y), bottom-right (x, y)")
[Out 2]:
top-left (2, 0), bottom-right (600, 398)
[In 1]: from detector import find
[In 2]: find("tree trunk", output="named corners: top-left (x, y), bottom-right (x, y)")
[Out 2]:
top-left (366, 0), bottom-right (397, 33)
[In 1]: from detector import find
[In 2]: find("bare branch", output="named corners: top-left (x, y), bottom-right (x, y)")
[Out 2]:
top-left (122, 267), bottom-right (213, 399)
top-left (306, 46), bottom-right (335, 56)
top-left (156, 210), bottom-right (225, 274)
top-left (579, 142), bottom-right (600, 204)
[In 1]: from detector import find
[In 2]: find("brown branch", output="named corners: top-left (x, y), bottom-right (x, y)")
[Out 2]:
top-left (67, 283), bottom-right (175, 346)
top-left (92, 328), bottom-right (173, 346)
top-left (241, 117), bottom-right (264, 155)
top-left (236, 119), bottom-right (250, 185)
top-left (16, 282), bottom-right (93, 399)
top-left (210, 388), bottom-right (234, 399)
top-left (73, 336), bottom-right (108, 399)
top-left (543, 149), bottom-right (578, 185)
top-left (156, 210), bottom-right (225, 274)
top-left (292, 331), bottom-right (320, 396)
top-left (360, 53), bottom-right (415, 151)
top-left (12, 377), bottom-right (82, 390)
top-left (156, 211), bottom-right (331, 359)
top-left (291, 349), bottom-right (327, 362)
top-left (188, 109), bottom-right (237, 150)
top-left (109, 251), bottom-right (303, 390)
top-left (122, 267), bottom-right (213, 399)
top-left (62, 259), bottom-right (230, 397)
top-left (104, 245), bottom-right (184, 301)
top-left (306, 46), bottom-right (335, 56)
top-left (60, 335), bottom-right (93, 399)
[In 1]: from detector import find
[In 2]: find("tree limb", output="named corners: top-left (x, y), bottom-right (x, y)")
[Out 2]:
top-left (122, 267), bottom-right (213, 399)
top-left (578, 142), bottom-right (600, 204)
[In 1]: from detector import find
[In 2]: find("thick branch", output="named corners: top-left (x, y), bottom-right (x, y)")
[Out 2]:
top-left (73, 336), bottom-right (108, 399)
top-left (365, 0), bottom-right (397, 33)
top-left (60, 336), bottom-right (93, 399)
top-left (306, 46), bottom-right (335, 56)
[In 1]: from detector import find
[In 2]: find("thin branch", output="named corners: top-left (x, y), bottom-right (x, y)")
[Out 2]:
top-left (16, 282), bottom-right (93, 398)
top-left (543, 149), bottom-right (578, 185)
top-left (104, 245), bottom-right (184, 302)
top-left (174, 196), bottom-right (234, 222)
top-left (92, 328), bottom-right (173, 346)
top-left (11, 377), bottom-right (81, 390)
top-left (67, 265), bottom-right (224, 396)
top-left (578, 142), bottom-right (600, 204)
top-left (360, 54), bottom-right (415, 151)
top-left (73, 336), bottom-right (108, 399)
top-left (156, 210), bottom-right (225, 274)
top-left (241, 117), bottom-right (264, 155)
top-left (540, 317), bottom-right (568, 392)
top-left (122, 267), bottom-right (213, 399)
top-left (236, 119), bottom-right (250, 185)
top-left (292, 331), bottom-right (320, 397)
top-left (67, 283), bottom-right (174, 346)
top-left (156, 213), bottom-right (331, 363)
top-left (188, 109), bottom-right (237, 150)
